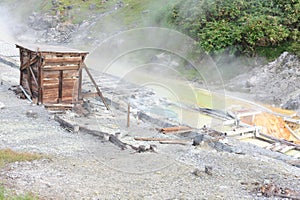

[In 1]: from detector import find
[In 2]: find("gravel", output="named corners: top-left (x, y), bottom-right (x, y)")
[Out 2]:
top-left (0, 48), bottom-right (299, 199)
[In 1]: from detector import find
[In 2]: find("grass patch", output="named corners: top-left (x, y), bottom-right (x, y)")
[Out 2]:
top-left (0, 149), bottom-right (42, 200)
top-left (0, 149), bottom-right (42, 168)
top-left (0, 185), bottom-right (38, 200)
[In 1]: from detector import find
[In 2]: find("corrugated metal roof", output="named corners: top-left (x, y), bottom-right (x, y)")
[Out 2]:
top-left (16, 43), bottom-right (89, 54)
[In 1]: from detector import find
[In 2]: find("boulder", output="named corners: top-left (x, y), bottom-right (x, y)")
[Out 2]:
top-left (282, 94), bottom-right (300, 110)
top-left (246, 76), bottom-right (258, 88)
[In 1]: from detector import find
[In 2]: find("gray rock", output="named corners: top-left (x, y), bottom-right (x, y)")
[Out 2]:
top-left (205, 165), bottom-right (212, 176)
top-left (89, 4), bottom-right (97, 10)
top-left (0, 101), bottom-right (5, 109)
top-left (26, 110), bottom-right (38, 119)
top-left (192, 168), bottom-right (202, 177)
top-left (192, 134), bottom-right (204, 146)
top-left (246, 76), bottom-right (258, 88)
top-left (282, 94), bottom-right (300, 110)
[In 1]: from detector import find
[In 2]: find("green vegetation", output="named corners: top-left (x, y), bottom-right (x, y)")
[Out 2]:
top-left (1, 0), bottom-right (299, 59)
top-left (0, 149), bottom-right (42, 168)
top-left (167, 0), bottom-right (300, 58)
top-left (0, 149), bottom-right (41, 200)
top-left (0, 186), bottom-right (37, 200)
top-left (39, 0), bottom-right (157, 25)
top-left (50, 0), bottom-right (299, 59)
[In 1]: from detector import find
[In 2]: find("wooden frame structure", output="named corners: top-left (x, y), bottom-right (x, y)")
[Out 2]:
top-left (16, 43), bottom-right (109, 110)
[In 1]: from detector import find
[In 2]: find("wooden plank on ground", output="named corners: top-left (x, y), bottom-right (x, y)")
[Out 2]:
top-left (134, 137), bottom-right (191, 145)
top-left (162, 129), bottom-right (194, 135)
top-left (258, 132), bottom-right (300, 150)
top-left (135, 137), bottom-right (171, 141)
top-left (159, 140), bottom-right (191, 145)
top-left (280, 145), bottom-right (295, 153)
top-left (54, 115), bottom-right (79, 132)
top-left (159, 126), bottom-right (191, 133)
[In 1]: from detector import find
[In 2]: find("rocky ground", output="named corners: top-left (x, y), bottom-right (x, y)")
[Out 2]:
top-left (0, 2), bottom-right (300, 198)
top-left (0, 41), bottom-right (300, 199)
top-left (226, 52), bottom-right (300, 113)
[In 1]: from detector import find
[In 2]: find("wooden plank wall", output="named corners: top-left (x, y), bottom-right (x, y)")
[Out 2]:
top-left (41, 52), bottom-right (82, 104)
top-left (20, 49), bottom-right (39, 101)
top-left (19, 47), bottom-right (86, 107)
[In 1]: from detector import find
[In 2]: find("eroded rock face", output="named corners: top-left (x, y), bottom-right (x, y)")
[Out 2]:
top-left (227, 52), bottom-right (300, 110)
top-left (27, 12), bottom-right (77, 44)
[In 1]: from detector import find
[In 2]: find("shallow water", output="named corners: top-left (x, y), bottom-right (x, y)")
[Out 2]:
top-left (87, 57), bottom-right (300, 157)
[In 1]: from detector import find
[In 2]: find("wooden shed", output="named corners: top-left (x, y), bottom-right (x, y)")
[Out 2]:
top-left (16, 44), bottom-right (88, 109)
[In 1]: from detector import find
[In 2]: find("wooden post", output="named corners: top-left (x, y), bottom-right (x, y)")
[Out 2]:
top-left (19, 48), bottom-right (23, 86)
top-left (78, 66), bottom-right (83, 101)
top-left (78, 55), bottom-right (85, 102)
top-left (127, 103), bottom-right (130, 128)
top-left (58, 70), bottom-right (63, 103)
top-left (83, 64), bottom-right (110, 110)
top-left (37, 57), bottom-right (42, 104)
top-left (54, 115), bottom-right (79, 132)
top-left (39, 57), bottom-right (45, 104)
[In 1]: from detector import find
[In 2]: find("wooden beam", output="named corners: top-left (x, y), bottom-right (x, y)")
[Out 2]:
top-left (44, 57), bottom-right (82, 63)
top-left (257, 132), bottom-right (300, 150)
top-left (127, 103), bottom-right (130, 128)
top-left (44, 103), bottom-right (74, 108)
top-left (162, 129), bottom-right (194, 135)
top-left (78, 58), bottom-right (84, 101)
top-left (134, 137), bottom-right (191, 144)
top-left (37, 56), bottom-right (42, 104)
top-left (159, 126), bottom-right (191, 133)
top-left (82, 64), bottom-right (110, 110)
top-left (26, 70), bottom-right (33, 98)
top-left (159, 140), bottom-right (191, 145)
top-left (109, 134), bottom-right (127, 150)
top-left (279, 145), bottom-right (295, 153)
top-left (40, 58), bottom-right (45, 104)
top-left (43, 65), bottom-right (79, 71)
top-left (285, 124), bottom-right (300, 140)
top-left (134, 137), bottom-right (170, 141)
top-left (79, 126), bottom-right (109, 140)
top-left (20, 56), bottom-right (38, 71)
top-left (29, 66), bottom-right (38, 87)
top-left (54, 115), bottom-right (79, 132)
top-left (19, 48), bottom-right (23, 85)
top-left (58, 70), bottom-right (63, 103)
top-left (19, 85), bottom-right (32, 103)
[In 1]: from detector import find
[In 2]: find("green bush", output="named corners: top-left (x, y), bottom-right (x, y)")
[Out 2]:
top-left (291, 42), bottom-right (300, 56)
top-left (168, 0), bottom-right (300, 57)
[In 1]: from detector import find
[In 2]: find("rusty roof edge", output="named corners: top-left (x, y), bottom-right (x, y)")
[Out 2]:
top-left (15, 43), bottom-right (89, 54)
